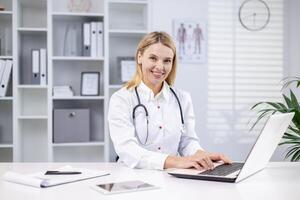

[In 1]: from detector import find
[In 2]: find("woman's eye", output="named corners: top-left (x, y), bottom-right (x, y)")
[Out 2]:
top-left (164, 60), bottom-right (172, 64)
top-left (150, 57), bottom-right (156, 61)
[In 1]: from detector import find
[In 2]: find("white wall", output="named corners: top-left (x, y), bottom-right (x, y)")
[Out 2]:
top-left (151, 0), bottom-right (300, 161)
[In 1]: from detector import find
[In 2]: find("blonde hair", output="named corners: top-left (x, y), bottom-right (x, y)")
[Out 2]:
top-left (124, 31), bottom-right (177, 89)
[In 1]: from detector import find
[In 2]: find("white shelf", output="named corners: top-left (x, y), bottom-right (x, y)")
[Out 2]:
top-left (0, 56), bottom-right (13, 59)
top-left (52, 56), bottom-right (104, 61)
top-left (108, 0), bottom-right (148, 5)
top-left (17, 27), bottom-right (47, 34)
top-left (52, 142), bottom-right (105, 147)
top-left (18, 116), bottom-right (48, 120)
top-left (0, 144), bottom-right (13, 148)
top-left (53, 96), bottom-right (105, 100)
top-left (109, 84), bottom-right (123, 89)
top-left (52, 12), bottom-right (104, 17)
top-left (0, 97), bottom-right (13, 101)
top-left (17, 85), bottom-right (48, 89)
top-left (109, 29), bottom-right (148, 37)
top-left (0, 11), bottom-right (12, 15)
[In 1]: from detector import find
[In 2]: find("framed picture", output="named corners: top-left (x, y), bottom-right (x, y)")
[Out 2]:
top-left (117, 57), bottom-right (136, 83)
top-left (173, 19), bottom-right (207, 64)
top-left (80, 72), bottom-right (100, 96)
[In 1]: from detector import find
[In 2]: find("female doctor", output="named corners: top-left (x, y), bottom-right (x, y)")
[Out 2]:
top-left (108, 31), bottom-right (231, 170)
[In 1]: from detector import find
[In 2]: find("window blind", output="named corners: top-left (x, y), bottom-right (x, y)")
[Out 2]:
top-left (207, 0), bottom-right (283, 145)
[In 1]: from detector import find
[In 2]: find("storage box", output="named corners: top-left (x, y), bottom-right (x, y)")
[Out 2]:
top-left (53, 109), bottom-right (90, 143)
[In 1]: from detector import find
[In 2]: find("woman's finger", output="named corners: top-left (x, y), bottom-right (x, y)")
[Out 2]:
top-left (197, 158), bottom-right (210, 170)
top-left (204, 156), bottom-right (214, 169)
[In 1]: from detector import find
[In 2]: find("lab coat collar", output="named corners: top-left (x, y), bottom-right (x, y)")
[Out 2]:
top-left (138, 81), bottom-right (170, 102)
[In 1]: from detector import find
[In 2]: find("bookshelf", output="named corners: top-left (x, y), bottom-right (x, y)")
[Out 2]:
top-left (105, 0), bottom-right (150, 161)
top-left (0, 0), bottom-right (13, 162)
top-left (0, 0), bottom-right (151, 162)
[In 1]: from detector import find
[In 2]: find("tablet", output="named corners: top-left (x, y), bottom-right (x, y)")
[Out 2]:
top-left (91, 180), bottom-right (159, 195)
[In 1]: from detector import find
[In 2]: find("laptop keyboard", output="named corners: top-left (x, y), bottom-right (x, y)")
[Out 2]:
top-left (199, 162), bottom-right (244, 176)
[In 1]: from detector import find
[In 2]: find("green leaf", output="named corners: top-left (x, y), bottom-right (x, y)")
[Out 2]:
top-left (285, 146), bottom-right (300, 158)
top-left (283, 94), bottom-right (293, 108)
top-left (291, 149), bottom-right (300, 161)
top-left (250, 102), bottom-right (265, 110)
top-left (280, 140), bottom-right (300, 145)
top-left (285, 146), bottom-right (300, 159)
top-left (290, 90), bottom-right (300, 109)
top-left (250, 110), bottom-right (276, 131)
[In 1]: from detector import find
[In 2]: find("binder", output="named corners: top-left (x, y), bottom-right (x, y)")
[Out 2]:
top-left (0, 59), bottom-right (6, 84)
top-left (31, 49), bottom-right (40, 84)
top-left (96, 22), bottom-right (104, 57)
top-left (83, 23), bottom-right (91, 56)
top-left (90, 22), bottom-right (97, 58)
top-left (40, 48), bottom-right (47, 85)
top-left (0, 59), bottom-right (12, 97)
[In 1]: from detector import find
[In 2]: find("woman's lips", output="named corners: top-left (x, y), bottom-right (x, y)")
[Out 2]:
top-left (151, 70), bottom-right (165, 78)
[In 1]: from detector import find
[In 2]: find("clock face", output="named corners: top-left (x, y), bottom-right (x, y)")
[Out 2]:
top-left (239, 0), bottom-right (270, 31)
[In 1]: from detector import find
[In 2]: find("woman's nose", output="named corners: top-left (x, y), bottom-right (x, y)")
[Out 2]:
top-left (155, 60), bottom-right (164, 69)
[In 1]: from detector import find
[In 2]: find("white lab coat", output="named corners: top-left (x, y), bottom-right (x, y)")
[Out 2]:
top-left (108, 81), bottom-right (202, 170)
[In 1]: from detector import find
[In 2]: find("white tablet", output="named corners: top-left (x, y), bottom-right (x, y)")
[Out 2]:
top-left (91, 180), bottom-right (159, 195)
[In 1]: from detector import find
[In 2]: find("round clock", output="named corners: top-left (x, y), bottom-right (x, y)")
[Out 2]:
top-left (238, 0), bottom-right (270, 31)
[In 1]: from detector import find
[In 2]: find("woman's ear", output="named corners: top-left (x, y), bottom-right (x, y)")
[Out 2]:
top-left (137, 51), bottom-right (142, 64)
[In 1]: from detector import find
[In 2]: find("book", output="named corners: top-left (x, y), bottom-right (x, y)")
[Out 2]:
top-left (3, 165), bottom-right (110, 188)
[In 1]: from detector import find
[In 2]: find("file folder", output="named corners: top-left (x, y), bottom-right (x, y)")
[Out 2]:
top-left (31, 49), bottom-right (40, 84)
top-left (0, 59), bottom-right (6, 84)
top-left (96, 22), bottom-right (104, 57)
top-left (90, 22), bottom-right (97, 58)
top-left (83, 23), bottom-right (91, 56)
top-left (40, 48), bottom-right (47, 85)
top-left (0, 59), bottom-right (12, 97)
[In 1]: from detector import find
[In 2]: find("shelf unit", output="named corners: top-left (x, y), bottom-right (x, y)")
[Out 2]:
top-left (49, 0), bottom-right (107, 162)
top-left (105, 0), bottom-right (150, 161)
top-left (1, 0), bottom-right (151, 162)
top-left (0, 0), bottom-right (13, 162)
top-left (13, 0), bottom-right (48, 162)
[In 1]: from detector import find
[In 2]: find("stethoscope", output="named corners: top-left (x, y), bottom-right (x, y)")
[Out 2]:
top-left (132, 86), bottom-right (185, 146)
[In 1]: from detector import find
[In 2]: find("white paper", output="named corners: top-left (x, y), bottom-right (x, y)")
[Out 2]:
top-left (3, 165), bottom-right (109, 188)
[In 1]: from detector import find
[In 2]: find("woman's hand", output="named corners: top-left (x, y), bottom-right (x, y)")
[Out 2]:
top-left (164, 150), bottom-right (232, 170)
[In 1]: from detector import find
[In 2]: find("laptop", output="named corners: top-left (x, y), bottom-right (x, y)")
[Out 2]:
top-left (168, 112), bottom-right (294, 183)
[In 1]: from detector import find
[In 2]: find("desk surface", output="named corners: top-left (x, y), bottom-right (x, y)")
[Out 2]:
top-left (0, 162), bottom-right (299, 200)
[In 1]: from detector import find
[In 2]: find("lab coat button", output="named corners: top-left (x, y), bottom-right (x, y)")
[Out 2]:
top-left (159, 126), bottom-right (162, 129)
top-left (158, 147), bottom-right (161, 150)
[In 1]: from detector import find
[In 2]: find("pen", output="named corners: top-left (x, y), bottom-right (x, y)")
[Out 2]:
top-left (45, 171), bottom-right (82, 175)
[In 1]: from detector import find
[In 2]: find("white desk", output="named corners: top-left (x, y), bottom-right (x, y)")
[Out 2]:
top-left (0, 162), bottom-right (299, 200)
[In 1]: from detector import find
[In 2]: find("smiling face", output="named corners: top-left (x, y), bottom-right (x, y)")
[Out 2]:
top-left (138, 43), bottom-right (174, 93)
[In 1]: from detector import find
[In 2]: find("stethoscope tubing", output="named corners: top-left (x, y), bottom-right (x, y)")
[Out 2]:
top-left (132, 86), bottom-right (185, 145)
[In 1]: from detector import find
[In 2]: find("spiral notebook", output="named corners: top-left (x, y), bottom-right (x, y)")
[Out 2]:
top-left (3, 165), bottom-right (110, 188)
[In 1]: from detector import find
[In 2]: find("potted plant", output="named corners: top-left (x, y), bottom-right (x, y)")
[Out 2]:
top-left (251, 77), bottom-right (300, 161)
